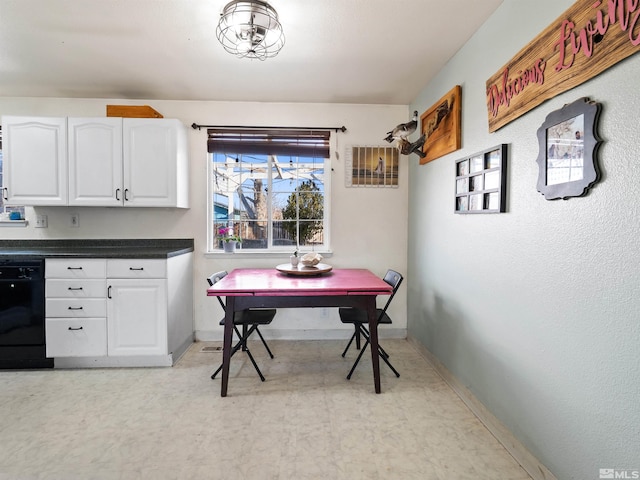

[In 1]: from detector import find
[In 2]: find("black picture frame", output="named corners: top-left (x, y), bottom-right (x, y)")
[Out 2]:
top-left (455, 144), bottom-right (508, 214)
top-left (536, 97), bottom-right (602, 200)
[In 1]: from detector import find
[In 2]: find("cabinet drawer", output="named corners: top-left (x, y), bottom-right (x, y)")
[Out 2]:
top-left (46, 298), bottom-right (106, 317)
top-left (46, 259), bottom-right (106, 279)
top-left (46, 318), bottom-right (107, 357)
top-left (46, 279), bottom-right (106, 298)
top-left (107, 259), bottom-right (166, 278)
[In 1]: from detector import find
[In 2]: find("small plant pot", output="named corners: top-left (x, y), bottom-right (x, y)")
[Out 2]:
top-left (290, 255), bottom-right (299, 266)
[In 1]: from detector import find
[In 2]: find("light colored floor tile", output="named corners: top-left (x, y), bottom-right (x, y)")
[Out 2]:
top-left (0, 339), bottom-right (531, 480)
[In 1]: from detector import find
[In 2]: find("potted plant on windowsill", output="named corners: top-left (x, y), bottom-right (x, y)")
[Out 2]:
top-left (217, 226), bottom-right (242, 253)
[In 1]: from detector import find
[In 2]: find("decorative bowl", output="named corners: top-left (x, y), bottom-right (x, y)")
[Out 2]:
top-left (300, 252), bottom-right (323, 266)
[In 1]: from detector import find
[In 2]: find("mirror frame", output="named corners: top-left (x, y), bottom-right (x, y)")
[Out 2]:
top-left (535, 97), bottom-right (602, 200)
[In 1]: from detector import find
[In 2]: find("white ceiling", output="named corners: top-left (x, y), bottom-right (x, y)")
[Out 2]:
top-left (0, 0), bottom-right (503, 104)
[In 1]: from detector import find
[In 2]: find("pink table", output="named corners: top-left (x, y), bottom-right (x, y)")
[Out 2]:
top-left (207, 268), bottom-right (393, 397)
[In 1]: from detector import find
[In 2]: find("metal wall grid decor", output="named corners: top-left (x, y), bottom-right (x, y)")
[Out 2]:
top-left (345, 146), bottom-right (399, 188)
top-left (455, 144), bottom-right (508, 214)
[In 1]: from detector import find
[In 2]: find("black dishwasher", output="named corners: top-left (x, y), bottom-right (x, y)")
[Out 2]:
top-left (0, 258), bottom-right (53, 369)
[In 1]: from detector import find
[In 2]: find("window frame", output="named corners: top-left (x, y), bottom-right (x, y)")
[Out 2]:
top-left (206, 129), bottom-right (333, 255)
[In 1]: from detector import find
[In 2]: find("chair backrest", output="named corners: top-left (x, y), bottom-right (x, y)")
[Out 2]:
top-left (207, 270), bottom-right (228, 311)
top-left (378, 269), bottom-right (403, 321)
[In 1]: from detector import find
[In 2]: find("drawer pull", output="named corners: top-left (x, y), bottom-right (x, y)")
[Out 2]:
top-left (67, 267), bottom-right (83, 270)
top-left (68, 306), bottom-right (84, 310)
top-left (129, 267), bottom-right (144, 271)
top-left (68, 287), bottom-right (84, 291)
top-left (68, 326), bottom-right (83, 331)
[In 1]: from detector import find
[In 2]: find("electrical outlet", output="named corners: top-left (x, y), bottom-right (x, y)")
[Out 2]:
top-left (70, 214), bottom-right (79, 227)
top-left (35, 215), bottom-right (48, 228)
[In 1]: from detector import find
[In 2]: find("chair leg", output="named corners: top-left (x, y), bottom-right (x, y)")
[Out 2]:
top-left (211, 325), bottom-right (266, 381)
top-left (359, 325), bottom-right (390, 359)
top-left (243, 345), bottom-right (266, 381)
top-left (346, 335), bottom-right (400, 379)
top-left (341, 330), bottom-right (357, 357)
top-left (379, 347), bottom-right (400, 378)
top-left (211, 338), bottom-right (244, 379)
top-left (241, 324), bottom-right (248, 351)
top-left (346, 339), bottom-right (369, 379)
top-left (236, 325), bottom-right (265, 381)
top-left (254, 326), bottom-right (274, 359)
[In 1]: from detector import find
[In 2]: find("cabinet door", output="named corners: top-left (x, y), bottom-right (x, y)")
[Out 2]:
top-left (123, 119), bottom-right (184, 207)
top-left (2, 116), bottom-right (67, 205)
top-left (107, 278), bottom-right (167, 356)
top-left (68, 118), bottom-right (123, 206)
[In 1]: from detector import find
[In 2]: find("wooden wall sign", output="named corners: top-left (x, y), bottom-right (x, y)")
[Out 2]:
top-left (486, 0), bottom-right (640, 132)
top-left (420, 85), bottom-right (461, 164)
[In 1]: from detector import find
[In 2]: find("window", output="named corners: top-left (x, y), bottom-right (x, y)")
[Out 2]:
top-left (207, 128), bottom-right (331, 253)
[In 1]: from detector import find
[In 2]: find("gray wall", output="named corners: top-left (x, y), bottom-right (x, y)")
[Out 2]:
top-left (407, 1), bottom-right (640, 479)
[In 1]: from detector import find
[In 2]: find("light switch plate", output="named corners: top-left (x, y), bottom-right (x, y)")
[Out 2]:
top-left (35, 214), bottom-right (48, 228)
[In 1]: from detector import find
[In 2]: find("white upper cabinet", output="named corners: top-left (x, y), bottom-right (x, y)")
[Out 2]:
top-left (68, 117), bottom-right (123, 207)
top-left (2, 116), bottom-right (68, 206)
top-left (123, 118), bottom-right (189, 208)
top-left (2, 116), bottom-right (189, 208)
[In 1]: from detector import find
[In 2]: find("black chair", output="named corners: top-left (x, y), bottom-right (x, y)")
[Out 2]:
top-left (207, 271), bottom-right (276, 381)
top-left (339, 269), bottom-right (403, 379)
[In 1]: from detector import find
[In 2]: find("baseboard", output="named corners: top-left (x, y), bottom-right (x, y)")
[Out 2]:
top-left (195, 327), bottom-right (407, 342)
top-left (54, 354), bottom-right (174, 368)
top-left (407, 335), bottom-right (557, 480)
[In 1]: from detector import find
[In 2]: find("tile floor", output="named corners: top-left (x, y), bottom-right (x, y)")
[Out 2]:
top-left (0, 339), bottom-right (532, 480)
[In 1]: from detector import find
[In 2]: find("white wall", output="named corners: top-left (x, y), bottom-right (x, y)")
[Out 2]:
top-left (408, 1), bottom-right (640, 479)
top-left (0, 98), bottom-right (409, 340)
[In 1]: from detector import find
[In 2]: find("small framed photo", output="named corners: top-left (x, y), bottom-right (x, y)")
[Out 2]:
top-left (536, 97), bottom-right (602, 200)
top-left (454, 145), bottom-right (508, 214)
top-left (345, 146), bottom-right (399, 188)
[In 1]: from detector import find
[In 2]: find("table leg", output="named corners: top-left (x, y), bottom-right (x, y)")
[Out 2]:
top-left (367, 297), bottom-right (381, 394)
top-left (221, 297), bottom-right (235, 397)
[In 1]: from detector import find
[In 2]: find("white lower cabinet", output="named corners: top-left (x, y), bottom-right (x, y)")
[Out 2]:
top-left (107, 278), bottom-right (167, 356)
top-left (45, 254), bottom-right (193, 367)
top-left (45, 259), bottom-right (107, 358)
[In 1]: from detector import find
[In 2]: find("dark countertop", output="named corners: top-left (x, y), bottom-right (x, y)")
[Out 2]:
top-left (0, 239), bottom-right (194, 260)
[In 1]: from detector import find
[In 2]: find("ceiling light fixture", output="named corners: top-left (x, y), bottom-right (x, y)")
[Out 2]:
top-left (216, 0), bottom-right (285, 60)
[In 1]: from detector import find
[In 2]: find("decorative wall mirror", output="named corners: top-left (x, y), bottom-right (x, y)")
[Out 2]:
top-left (536, 97), bottom-right (602, 200)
